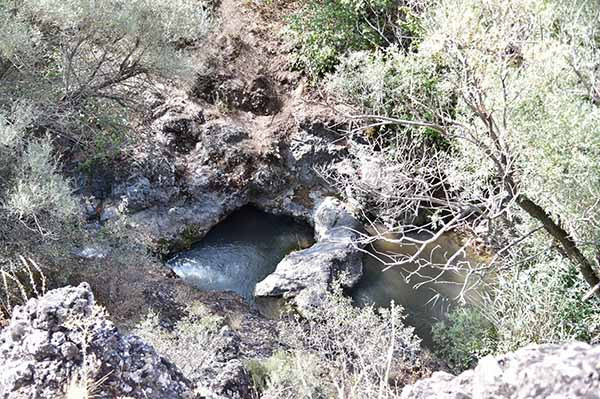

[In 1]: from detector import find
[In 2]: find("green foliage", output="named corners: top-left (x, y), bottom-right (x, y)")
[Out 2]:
top-left (326, 48), bottom-right (452, 130)
top-left (246, 351), bottom-right (324, 397)
top-left (0, 0), bottom-right (211, 148)
top-left (419, 0), bottom-right (600, 248)
top-left (433, 245), bottom-right (600, 369)
top-left (432, 307), bottom-right (497, 373)
top-left (0, 109), bottom-right (77, 236)
top-left (258, 284), bottom-right (423, 398)
top-left (324, 0), bottom-right (600, 368)
top-left (134, 302), bottom-right (227, 381)
top-left (489, 248), bottom-right (600, 353)
top-left (286, 0), bottom-right (422, 78)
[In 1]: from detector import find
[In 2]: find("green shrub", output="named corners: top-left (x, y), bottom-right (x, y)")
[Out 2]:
top-left (257, 285), bottom-right (423, 398)
top-left (286, 0), bottom-right (424, 78)
top-left (134, 302), bottom-right (227, 381)
top-left (324, 0), bottom-right (600, 367)
top-left (432, 307), bottom-right (497, 373)
top-left (246, 351), bottom-right (326, 397)
top-left (432, 252), bottom-right (600, 372)
top-left (489, 253), bottom-right (600, 354)
top-left (0, 0), bottom-right (211, 150)
top-left (0, 109), bottom-right (78, 237)
top-left (325, 48), bottom-right (453, 132)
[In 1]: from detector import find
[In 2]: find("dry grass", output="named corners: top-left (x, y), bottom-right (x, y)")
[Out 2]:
top-left (0, 255), bottom-right (46, 318)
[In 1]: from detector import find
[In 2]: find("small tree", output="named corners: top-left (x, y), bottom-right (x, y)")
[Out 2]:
top-left (323, 0), bottom-right (600, 300)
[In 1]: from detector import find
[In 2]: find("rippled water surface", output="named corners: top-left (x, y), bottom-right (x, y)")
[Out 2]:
top-left (167, 207), bottom-right (314, 301)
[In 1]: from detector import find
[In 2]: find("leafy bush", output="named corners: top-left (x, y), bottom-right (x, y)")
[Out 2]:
top-left (326, 49), bottom-right (450, 120)
top-left (0, 0), bottom-right (211, 148)
top-left (432, 307), bottom-right (497, 373)
top-left (286, 0), bottom-right (425, 78)
top-left (134, 302), bottom-right (227, 381)
top-left (255, 285), bottom-right (424, 398)
top-left (246, 351), bottom-right (326, 398)
top-left (323, 0), bottom-right (600, 353)
top-left (489, 252), bottom-right (600, 354)
top-left (0, 109), bottom-right (77, 239)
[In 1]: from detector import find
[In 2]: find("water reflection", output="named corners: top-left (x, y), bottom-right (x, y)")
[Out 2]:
top-left (352, 233), bottom-right (491, 345)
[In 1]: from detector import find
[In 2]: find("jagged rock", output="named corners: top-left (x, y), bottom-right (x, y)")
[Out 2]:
top-left (153, 96), bottom-right (205, 155)
top-left (285, 125), bottom-right (346, 188)
top-left (401, 342), bottom-right (600, 399)
top-left (314, 196), bottom-right (362, 242)
top-left (193, 328), bottom-right (252, 399)
top-left (93, 83), bottom-right (350, 251)
top-left (192, 73), bottom-right (281, 116)
top-left (255, 197), bottom-right (363, 312)
top-left (124, 121), bottom-right (256, 250)
top-left (112, 176), bottom-right (154, 213)
top-left (0, 283), bottom-right (195, 399)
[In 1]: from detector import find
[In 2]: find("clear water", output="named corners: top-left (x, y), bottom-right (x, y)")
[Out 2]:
top-left (167, 206), bottom-right (314, 301)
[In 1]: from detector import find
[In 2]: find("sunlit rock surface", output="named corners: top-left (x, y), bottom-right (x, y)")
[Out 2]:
top-left (255, 197), bottom-right (364, 312)
top-left (0, 283), bottom-right (194, 399)
top-left (401, 342), bottom-right (600, 399)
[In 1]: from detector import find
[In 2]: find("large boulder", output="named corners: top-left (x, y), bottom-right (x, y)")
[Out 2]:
top-left (255, 198), bottom-right (363, 312)
top-left (254, 240), bottom-right (363, 297)
top-left (0, 283), bottom-right (194, 399)
top-left (401, 342), bottom-right (600, 399)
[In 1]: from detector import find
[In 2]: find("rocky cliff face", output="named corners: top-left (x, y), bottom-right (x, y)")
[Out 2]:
top-left (84, 88), bottom-right (347, 254)
top-left (0, 283), bottom-right (194, 399)
top-left (77, 0), bottom-right (350, 255)
top-left (401, 342), bottom-right (600, 399)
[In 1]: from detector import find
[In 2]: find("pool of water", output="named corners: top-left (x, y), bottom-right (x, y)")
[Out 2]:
top-left (166, 206), bottom-right (314, 301)
top-left (168, 207), bottom-right (489, 345)
top-left (351, 233), bottom-right (489, 345)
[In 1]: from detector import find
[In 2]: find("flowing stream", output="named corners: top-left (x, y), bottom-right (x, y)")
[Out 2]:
top-left (168, 208), bottom-right (487, 344)
top-left (167, 206), bottom-right (314, 301)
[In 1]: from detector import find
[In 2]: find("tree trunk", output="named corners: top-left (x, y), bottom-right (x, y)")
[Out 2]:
top-left (516, 194), bottom-right (600, 297)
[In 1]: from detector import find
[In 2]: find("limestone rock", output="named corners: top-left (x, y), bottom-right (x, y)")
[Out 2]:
top-left (401, 342), bottom-right (600, 399)
top-left (255, 241), bottom-right (363, 298)
top-left (314, 196), bottom-right (362, 242)
top-left (255, 197), bottom-right (363, 312)
top-left (87, 85), bottom-right (351, 251)
top-left (0, 283), bottom-right (194, 399)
